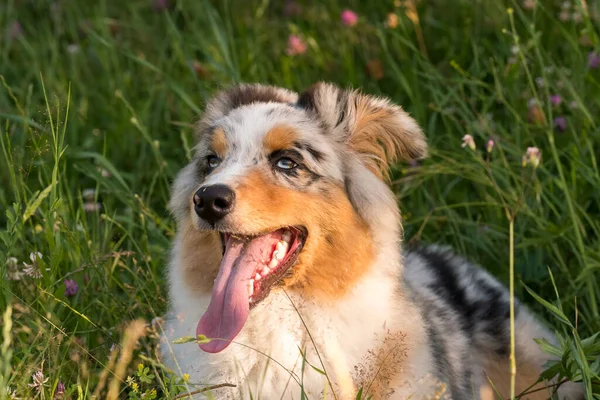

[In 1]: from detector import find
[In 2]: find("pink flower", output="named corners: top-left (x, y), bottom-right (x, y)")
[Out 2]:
top-left (523, 147), bottom-right (542, 168)
top-left (83, 202), bottom-right (101, 212)
top-left (54, 382), bottom-right (65, 399)
top-left (553, 116), bottom-right (567, 132)
top-left (487, 139), bottom-right (495, 153)
top-left (461, 134), bottom-right (476, 151)
top-left (28, 371), bottom-right (48, 391)
top-left (550, 95), bottom-right (562, 106)
top-left (588, 51), bottom-right (600, 69)
top-left (286, 35), bottom-right (307, 56)
top-left (340, 9), bottom-right (358, 26)
top-left (64, 279), bottom-right (79, 297)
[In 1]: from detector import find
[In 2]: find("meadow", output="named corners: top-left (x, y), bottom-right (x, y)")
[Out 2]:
top-left (1, 0), bottom-right (599, 398)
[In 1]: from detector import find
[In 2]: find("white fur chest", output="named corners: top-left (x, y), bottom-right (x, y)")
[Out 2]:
top-left (161, 262), bottom-right (435, 399)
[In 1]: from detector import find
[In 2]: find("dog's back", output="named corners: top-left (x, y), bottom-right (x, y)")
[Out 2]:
top-left (404, 245), bottom-right (583, 399)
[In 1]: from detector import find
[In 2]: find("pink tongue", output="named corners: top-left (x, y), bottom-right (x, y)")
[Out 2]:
top-left (196, 232), bottom-right (280, 353)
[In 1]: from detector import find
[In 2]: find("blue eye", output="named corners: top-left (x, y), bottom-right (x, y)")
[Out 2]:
top-left (207, 156), bottom-right (221, 169)
top-left (276, 158), bottom-right (297, 170)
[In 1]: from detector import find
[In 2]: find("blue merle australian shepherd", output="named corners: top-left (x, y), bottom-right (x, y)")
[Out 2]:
top-left (160, 82), bottom-right (583, 399)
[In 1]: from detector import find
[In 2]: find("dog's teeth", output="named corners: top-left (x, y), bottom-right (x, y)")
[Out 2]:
top-left (248, 280), bottom-right (254, 296)
top-left (268, 257), bottom-right (278, 269)
top-left (262, 266), bottom-right (271, 276)
top-left (255, 273), bottom-right (261, 281)
top-left (275, 242), bottom-right (288, 258)
top-left (282, 231), bottom-right (293, 243)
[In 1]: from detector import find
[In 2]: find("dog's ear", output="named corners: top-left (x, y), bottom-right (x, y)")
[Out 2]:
top-left (197, 84), bottom-right (298, 136)
top-left (297, 82), bottom-right (427, 179)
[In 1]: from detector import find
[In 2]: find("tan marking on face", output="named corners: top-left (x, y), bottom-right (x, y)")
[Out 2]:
top-left (233, 170), bottom-right (375, 300)
top-left (263, 124), bottom-right (299, 153)
top-left (211, 128), bottom-right (228, 157)
top-left (180, 221), bottom-right (221, 293)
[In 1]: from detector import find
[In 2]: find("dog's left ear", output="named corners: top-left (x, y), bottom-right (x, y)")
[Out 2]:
top-left (297, 82), bottom-right (427, 179)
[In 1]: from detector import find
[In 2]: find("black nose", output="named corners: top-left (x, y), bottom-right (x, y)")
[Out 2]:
top-left (193, 185), bottom-right (236, 224)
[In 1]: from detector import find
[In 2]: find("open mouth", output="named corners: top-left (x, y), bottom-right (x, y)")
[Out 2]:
top-left (196, 226), bottom-right (307, 353)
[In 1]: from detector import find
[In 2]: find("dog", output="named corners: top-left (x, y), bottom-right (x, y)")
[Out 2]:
top-left (160, 82), bottom-right (583, 399)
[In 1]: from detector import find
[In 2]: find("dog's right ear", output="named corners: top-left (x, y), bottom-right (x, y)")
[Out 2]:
top-left (197, 84), bottom-right (298, 137)
top-left (297, 82), bottom-right (427, 180)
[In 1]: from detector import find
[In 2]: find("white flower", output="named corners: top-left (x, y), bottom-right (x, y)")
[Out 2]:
top-left (82, 188), bottom-right (96, 201)
top-left (461, 134), bottom-right (476, 151)
top-left (23, 252), bottom-right (43, 279)
top-left (28, 371), bottom-right (49, 391)
top-left (6, 387), bottom-right (20, 399)
top-left (6, 257), bottom-right (23, 281)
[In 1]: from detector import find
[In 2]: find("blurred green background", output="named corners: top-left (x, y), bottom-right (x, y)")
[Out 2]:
top-left (1, 0), bottom-right (599, 398)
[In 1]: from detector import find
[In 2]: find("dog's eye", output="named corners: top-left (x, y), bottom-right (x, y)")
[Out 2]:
top-left (275, 158), bottom-right (297, 170)
top-left (207, 156), bottom-right (221, 170)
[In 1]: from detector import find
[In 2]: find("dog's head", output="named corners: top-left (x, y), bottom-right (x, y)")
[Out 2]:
top-left (169, 82), bottom-right (427, 352)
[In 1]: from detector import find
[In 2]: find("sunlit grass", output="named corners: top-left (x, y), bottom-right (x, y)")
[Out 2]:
top-left (1, 0), bottom-right (599, 398)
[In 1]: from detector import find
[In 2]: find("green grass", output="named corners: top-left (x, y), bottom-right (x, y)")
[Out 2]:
top-left (1, 0), bottom-right (599, 398)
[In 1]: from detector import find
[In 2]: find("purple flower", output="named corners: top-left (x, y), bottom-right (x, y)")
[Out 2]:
top-left (152, 0), bottom-right (169, 11)
top-left (283, 0), bottom-right (302, 17)
top-left (54, 382), bottom-right (65, 399)
top-left (588, 51), bottom-right (600, 69)
top-left (9, 21), bottom-right (23, 40)
top-left (64, 279), bottom-right (78, 297)
top-left (553, 116), bottom-right (567, 132)
top-left (550, 95), bottom-right (562, 106)
top-left (341, 9), bottom-right (358, 26)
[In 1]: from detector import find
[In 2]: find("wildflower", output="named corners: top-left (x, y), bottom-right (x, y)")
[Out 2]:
top-left (183, 373), bottom-right (190, 382)
top-left (152, 0), bottom-right (169, 11)
top-left (550, 94), bottom-right (562, 106)
top-left (487, 139), bottom-right (495, 153)
top-left (523, 147), bottom-right (542, 168)
top-left (461, 134), bottom-right (476, 151)
top-left (283, 0), bottom-right (302, 17)
top-left (29, 371), bottom-right (49, 391)
top-left (522, 0), bottom-right (536, 10)
top-left (97, 167), bottom-right (112, 177)
top-left (588, 51), bottom-right (600, 69)
top-left (191, 60), bottom-right (211, 79)
top-left (6, 387), bottom-right (18, 399)
top-left (67, 44), bottom-right (80, 54)
top-left (535, 77), bottom-right (545, 88)
top-left (9, 21), bottom-right (23, 40)
top-left (527, 98), bottom-right (546, 125)
top-left (82, 188), bottom-right (96, 201)
top-left (569, 100), bottom-right (578, 109)
top-left (54, 382), bottom-right (65, 399)
top-left (6, 257), bottom-right (23, 281)
top-left (340, 9), bottom-right (358, 26)
top-left (64, 279), bottom-right (79, 297)
top-left (559, 9), bottom-right (570, 21)
top-left (83, 202), bottom-right (102, 212)
top-left (385, 13), bottom-right (399, 28)
top-left (285, 34), bottom-right (307, 56)
top-left (553, 116), bottom-right (567, 132)
top-left (366, 59), bottom-right (384, 80)
top-left (23, 252), bottom-right (43, 279)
